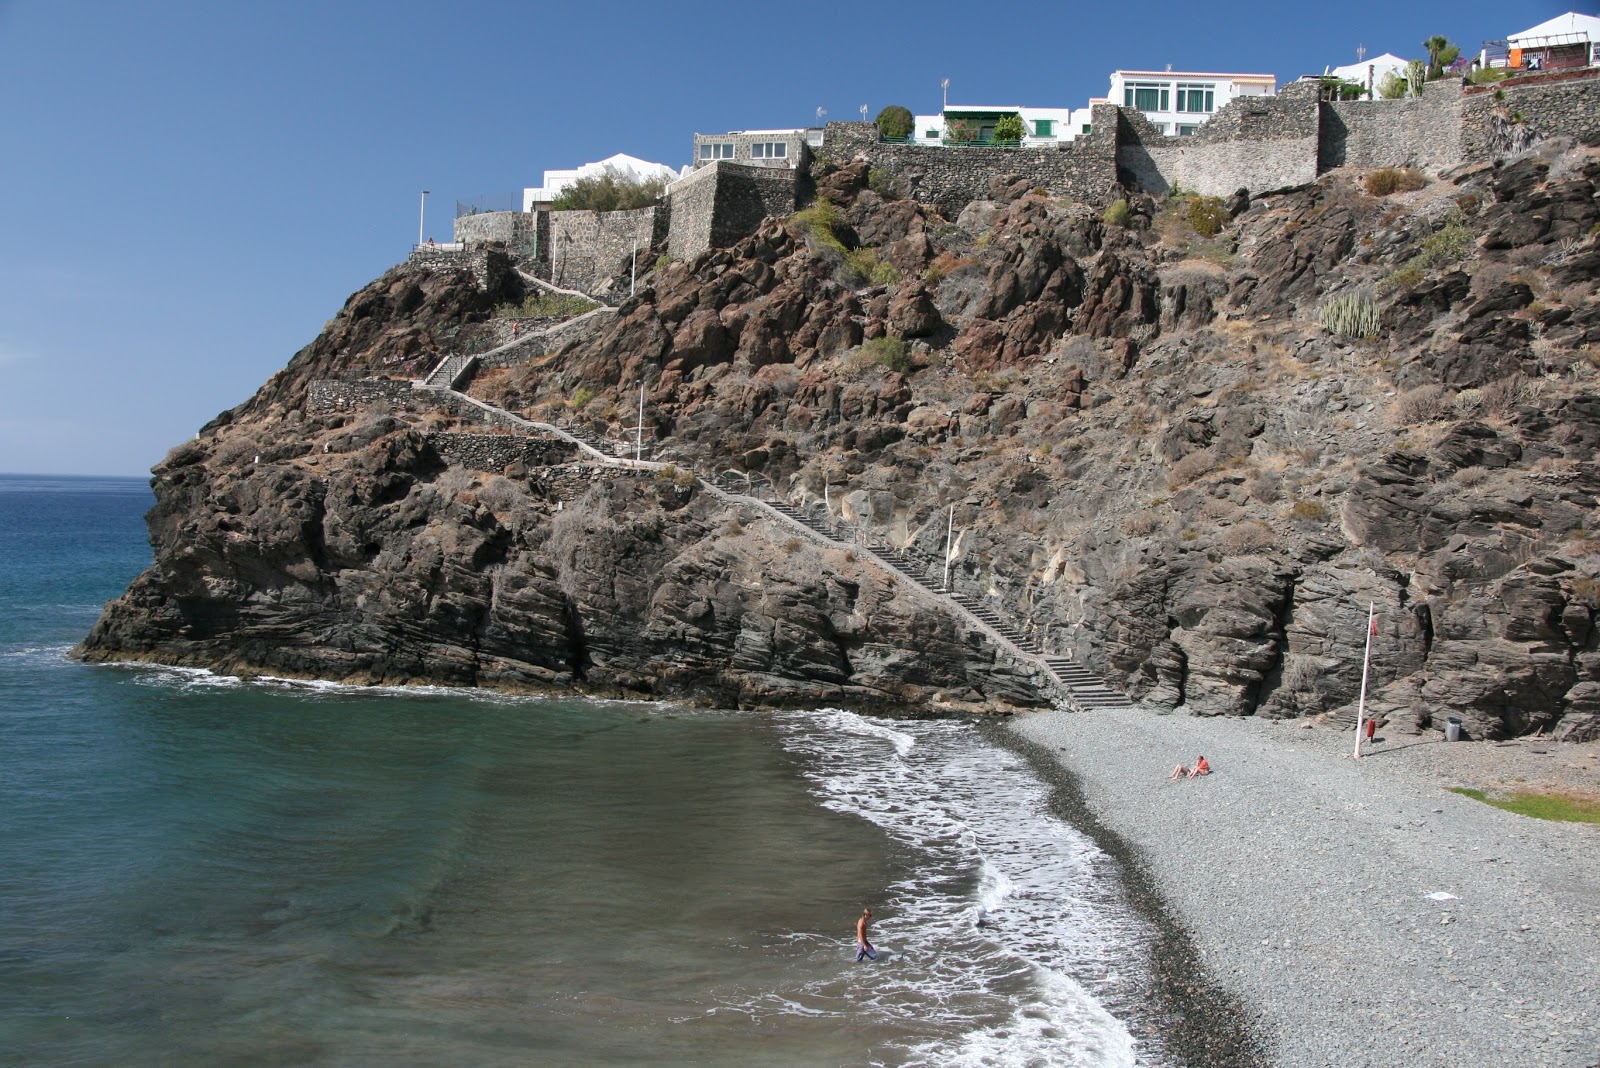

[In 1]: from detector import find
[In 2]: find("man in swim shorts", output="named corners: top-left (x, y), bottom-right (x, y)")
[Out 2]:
top-left (855, 908), bottom-right (877, 962)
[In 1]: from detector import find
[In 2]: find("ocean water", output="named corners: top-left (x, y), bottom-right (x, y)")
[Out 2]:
top-left (0, 473), bottom-right (1169, 1066)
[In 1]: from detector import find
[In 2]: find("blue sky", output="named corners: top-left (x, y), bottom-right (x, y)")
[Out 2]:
top-left (0, 0), bottom-right (1578, 475)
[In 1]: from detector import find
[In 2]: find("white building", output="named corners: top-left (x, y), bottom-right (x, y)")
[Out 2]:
top-left (1326, 53), bottom-right (1410, 96)
top-left (523, 153), bottom-right (678, 212)
top-left (1107, 70), bottom-right (1277, 136)
top-left (907, 105), bottom-right (1096, 146)
top-left (1505, 12), bottom-right (1600, 70)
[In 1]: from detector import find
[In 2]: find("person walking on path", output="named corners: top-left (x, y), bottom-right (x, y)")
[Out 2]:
top-left (854, 908), bottom-right (877, 962)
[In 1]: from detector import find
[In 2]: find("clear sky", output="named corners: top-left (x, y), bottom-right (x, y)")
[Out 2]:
top-left (0, 0), bottom-right (1577, 476)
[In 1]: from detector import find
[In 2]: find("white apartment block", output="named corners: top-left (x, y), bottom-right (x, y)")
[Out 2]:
top-left (907, 105), bottom-right (1097, 146)
top-left (1107, 70), bottom-right (1277, 136)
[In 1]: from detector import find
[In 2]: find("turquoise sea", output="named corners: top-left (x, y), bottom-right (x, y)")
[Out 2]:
top-left (0, 473), bottom-right (1171, 1066)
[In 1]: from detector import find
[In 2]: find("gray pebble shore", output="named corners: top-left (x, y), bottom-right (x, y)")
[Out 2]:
top-left (1006, 707), bottom-right (1600, 1068)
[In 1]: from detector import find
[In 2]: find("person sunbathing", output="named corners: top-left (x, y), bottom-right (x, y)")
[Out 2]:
top-left (1170, 756), bottom-right (1211, 779)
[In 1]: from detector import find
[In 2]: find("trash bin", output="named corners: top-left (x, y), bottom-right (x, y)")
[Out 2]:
top-left (1445, 716), bottom-right (1462, 742)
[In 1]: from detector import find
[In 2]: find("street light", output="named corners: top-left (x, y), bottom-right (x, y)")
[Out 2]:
top-left (418, 190), bottom-right (430, 247)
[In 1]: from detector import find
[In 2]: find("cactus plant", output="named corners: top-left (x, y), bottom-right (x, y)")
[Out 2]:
top-left (1319, 290), bottom-right (1380, 339)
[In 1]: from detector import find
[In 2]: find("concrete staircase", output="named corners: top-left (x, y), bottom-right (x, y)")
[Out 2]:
top-left (406, 385), bottom-right (1133, 712)
top-left (752, 490), bottom-right (1130, 710)
top-left (421, 354), bottom-right (475, 389)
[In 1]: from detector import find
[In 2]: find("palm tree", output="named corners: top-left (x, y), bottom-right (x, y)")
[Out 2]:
top-left (1423, 35), bottom-right (1460, 80)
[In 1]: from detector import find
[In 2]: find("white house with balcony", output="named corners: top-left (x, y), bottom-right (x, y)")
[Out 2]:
top-left (1107, 70), bottom-right (1277, 136)
top-left (522, 153), bottom-right (678, 212)
top-left (907, 105), bottom-right (1096, 146)
top-left (1504, 12), bottom-right (1600, 70)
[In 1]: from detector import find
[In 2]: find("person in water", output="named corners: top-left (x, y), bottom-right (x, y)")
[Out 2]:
top-left (855, 908), bottom-right (877, 962)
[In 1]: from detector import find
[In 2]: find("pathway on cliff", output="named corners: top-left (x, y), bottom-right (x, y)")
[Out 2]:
top-left (412, 371), bottom-right (1130, 712)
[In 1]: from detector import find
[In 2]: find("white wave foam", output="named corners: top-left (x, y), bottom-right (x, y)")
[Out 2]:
top-left (103, 660), bottom-right (667, 710)
top-left (767, 710), bottom-right (1166, 1067)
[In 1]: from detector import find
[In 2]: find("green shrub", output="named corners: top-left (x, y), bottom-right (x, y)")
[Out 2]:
top-left (868, 167), bottom-right (900, 199)
top-left (654, 253), bottom-right (673, 271)
top-left (551, 168), bottom-right (666, 212)
top-left (874, 105), bottom-right (914, 140)
top-left (496, 291), bottom-right (600, 318)
top-left (1103, 199), bottom-right (1132, 227)
top-left (790, 198), bottom-right (848, 253)
top-left (1318, 290), bottom-right (1380, 339)
top-left (846, 247), bottom-right (900, 285)
top-left (1319, 76), bottom-right (1366, 100)
top-left (1186, 195), bottom-right (1230, 237)
top-left (992, 114), bottom-right (1025, 143)
top-left (569, 387), bottom-right (595, 410)
top-left (861, 336), bottom-right (912, 373)
top-left (1377, 72), bottom-right (1407, 99)
top-left (1288, 499), bottom-right (1327, 521)
top-left (1380, 216), bottom-right (1475, 290)
top-left (944, 118), bottom-right (978, 143)
top-left (1365, 167), bottom-right (1429, 196)
top-left (1468, 67), bottom-right (1509, 86)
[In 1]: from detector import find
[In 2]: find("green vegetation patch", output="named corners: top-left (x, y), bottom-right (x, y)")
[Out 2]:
top-left (791, 198), bottom-right (848, 253)
top-left (791, 198), bottom-right (898, 285)
top-left (1103, 199), bottom-right (1132, 227)
top-left (1448, 786), bottom-right (1600, 824)
top-left (497, 292), bottom-right (600, 318)
top-left (875, 105), bottom-right (914, 140)
top-left (1381, 215), bottom-right (1475, 291)
top-left (552, 169), bottom-right (665, 212)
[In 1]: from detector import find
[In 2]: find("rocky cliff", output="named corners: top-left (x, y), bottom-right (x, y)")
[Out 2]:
top-left (82, 137), bottom-right (1600, 737)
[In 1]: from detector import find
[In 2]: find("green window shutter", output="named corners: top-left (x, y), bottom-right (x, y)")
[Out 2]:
top-left (1035, 119), bottom-right (1053, 136)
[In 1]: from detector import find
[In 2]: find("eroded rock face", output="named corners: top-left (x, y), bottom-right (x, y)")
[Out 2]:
top-left (81, 413), bottom-right (1043, 713)
top-left (83, 143), bottom-right (1600, 735)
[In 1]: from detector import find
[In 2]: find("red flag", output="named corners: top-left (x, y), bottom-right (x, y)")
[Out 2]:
top-left (1370, 617), bottom-right (1378, 637)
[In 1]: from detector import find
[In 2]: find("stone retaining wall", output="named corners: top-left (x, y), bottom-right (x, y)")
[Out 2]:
top-left (307, 377), bottom-right (419, 414)
top-left (816, 72), bottom-right (1599, 208)
top-left (308, 378), bottom-right (496, 425)
top-left (1461, 71), bottom-right (1600, 160)
top-left (549, 206), bottom-right (666, 293)
top-left (666, 161), bottom-right (799, 260)
top-left (1322, 81), bottom-right (1465, 172)
top-left (424, 431), bottom-right (577, 470)
top-left (454, 211), bottom-right (541, 261)
top-left (405, 246), bottom-right (512, 292)
top-left (1119, 83), bottom-right (1321, 197)
top-left (823, 112), bottom-right (1120, 218)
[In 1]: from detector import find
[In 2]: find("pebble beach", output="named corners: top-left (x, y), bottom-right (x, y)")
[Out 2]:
top-left (1006, 708), bottom-right (1600, 1068)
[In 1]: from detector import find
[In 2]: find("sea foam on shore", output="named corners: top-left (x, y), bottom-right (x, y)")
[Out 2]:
top-left (1007, 707), bottom-right (1600, 1068)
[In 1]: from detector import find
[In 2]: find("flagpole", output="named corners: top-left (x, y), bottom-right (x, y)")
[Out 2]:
top-left (1354, 602), bottom-right (1374, 759)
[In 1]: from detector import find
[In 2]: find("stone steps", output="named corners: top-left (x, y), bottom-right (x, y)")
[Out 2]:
top-left (409, 385), bottom-right (1134, 713)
